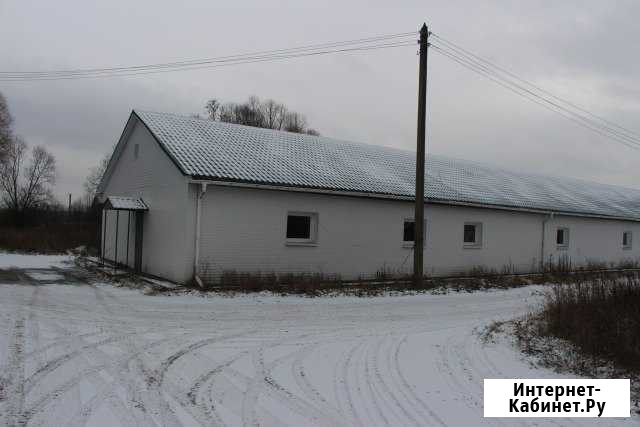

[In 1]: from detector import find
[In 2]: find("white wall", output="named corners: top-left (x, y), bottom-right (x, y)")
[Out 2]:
top-left (196, 185), bottom-right (640, 281)
top-left (100, 120), bottom-right (195, 283)
top-left (543, 215), bottom-right (640, 268)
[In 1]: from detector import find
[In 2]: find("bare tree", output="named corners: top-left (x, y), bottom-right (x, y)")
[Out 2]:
top-left (218, 102), bottom-right (237, 123)
top-left (204, 99), bottom-right (220, 120)
top-left (0, 92), bottom-right (14, 160)
top-left (21, 146), bottom-right (56, 210)
top-left (275, 105), bottom-right (288, 130)
top-left (0, 137), bottom-right (25, 210)
top-left (0, 138), bottom-right (56, 211)
top-left (262, 99), bottom-right (286, 130)
top-left (283, 111), bottom-right (307, 133)
top-left (203, 96), bottom-right (319, 135)
top-left (234, 104), bottom-right (264, 127)
top-left (83, 151), bottom-right (111, 204)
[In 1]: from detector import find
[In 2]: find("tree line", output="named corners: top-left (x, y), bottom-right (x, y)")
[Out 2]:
top-left (202, 96), bottom-right (319, 135)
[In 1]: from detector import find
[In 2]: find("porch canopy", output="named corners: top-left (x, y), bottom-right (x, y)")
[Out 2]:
top-left (102, 197), bottom-right (148, 272)
top-left (104, 196), bottom-right (149, 211)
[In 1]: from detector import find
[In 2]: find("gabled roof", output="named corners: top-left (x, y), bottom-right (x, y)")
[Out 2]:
top-left (104, 196), bottom-right (148, 211)
top-left (133, 110), bottom-right (640, 221)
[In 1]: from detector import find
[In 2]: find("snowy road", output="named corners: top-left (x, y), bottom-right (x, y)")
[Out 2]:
top-left (0, 258), bottom-right (634, 426)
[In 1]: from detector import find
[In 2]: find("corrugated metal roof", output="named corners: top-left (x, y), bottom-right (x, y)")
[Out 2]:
top-left (135, 110), bottom-right (640, 220)
top-left (105, 196), bottom-right (148, 211)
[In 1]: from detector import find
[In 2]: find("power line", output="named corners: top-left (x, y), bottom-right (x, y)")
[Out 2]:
top-left (432, 33), bottom-right (640, 141)
top-left (0, 41), bottom-right (416, 81)
top-left (2, 32), bottom-right (417, 76)
top-left (431, 42), bottom-right (640, 147)
top-left (430, 43), bottom-right (640, 149)
top-left (0, 32), bottom-right (417, 81)
top-left (431, 43), bottom-right (640, 149)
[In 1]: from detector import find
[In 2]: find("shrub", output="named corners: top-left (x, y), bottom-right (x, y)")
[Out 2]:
top-left (538, 277), bottom-right (640, 371)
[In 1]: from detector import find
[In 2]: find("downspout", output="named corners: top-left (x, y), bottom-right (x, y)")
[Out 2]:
top-left (541, 212), bottom-right (554, 272)
top-left (194, 182), bottom-right (208, 287)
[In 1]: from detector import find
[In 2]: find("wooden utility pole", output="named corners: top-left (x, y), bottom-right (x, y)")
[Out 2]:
top-left (414, 23), bottom-right (429, 286)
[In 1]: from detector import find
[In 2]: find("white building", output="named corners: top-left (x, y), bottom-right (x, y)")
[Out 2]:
top-left (97, 110), bottom-right (640, 284)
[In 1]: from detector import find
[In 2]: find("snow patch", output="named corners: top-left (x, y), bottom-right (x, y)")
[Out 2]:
top-left (0, 252), bottom-right (72, 269)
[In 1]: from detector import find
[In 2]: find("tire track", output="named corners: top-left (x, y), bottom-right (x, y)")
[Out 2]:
top-left (389, 335), bottom-right (447, 427)
top-left (188, 350), bottom-right (250, 426)
top-left (22, 332), bottom-right (183, 426)
top-left (262, 344), bottom-right (346, 426)
top-left (1, 314), bottom-right (26, 427)
top-left (362, 338), bottom-right (391, 426)
top-left (149, 330), bottom-right (262, 426)
top-left (334, 341), bottom-right (365, 427)
top-left (22, 331), bottom-right (143, 396)
top-left (291, 343), bottom-right (346, 424)
top-left (0, 275), bottom-right (39, 427)
top-left (369, 335), bottom-right (421, 426)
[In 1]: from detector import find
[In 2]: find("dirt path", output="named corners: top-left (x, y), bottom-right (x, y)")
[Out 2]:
top-left (0, 266), bottom-right (632, 426)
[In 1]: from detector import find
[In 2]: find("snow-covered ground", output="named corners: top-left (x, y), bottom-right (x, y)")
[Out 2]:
top-left (0, 254), bottom-right (634, 426)
top-left (0, 252), bottom-right (71, 269)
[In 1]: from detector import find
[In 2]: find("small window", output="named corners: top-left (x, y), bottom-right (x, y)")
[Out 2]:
top-left (556, 227), bottom-right (569, 248)
top-left (133, 144), bottom-right (140, 160)
top-left (286, 213), bottom-right (317, 245)
top-left (623, 231), bottom-right (632, 249)
top-left (403, 220), bottom-right (415, 242)
top-left (463, 223), bottom-right (483, 247)
top-left (402, 219), bottom-right (426, 246)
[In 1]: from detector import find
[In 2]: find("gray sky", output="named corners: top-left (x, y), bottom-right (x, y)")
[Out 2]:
top-left (1, 0), bottom-right (639, 202)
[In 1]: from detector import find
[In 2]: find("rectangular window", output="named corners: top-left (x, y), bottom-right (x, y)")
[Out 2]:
top-left (556, 227), bottom-right (569, 248)
top-left (403, 220), bottom-right (415, 242)
top-left (623, 231), bottom-right (632, 249)
top-left (402, 219), bottom-right (426, 246)
top-left (286, 212), bottom-right (317, 245)
top-left (463, 223), bottom-right (483, 247)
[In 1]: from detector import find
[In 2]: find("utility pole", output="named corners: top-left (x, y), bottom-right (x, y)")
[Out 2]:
top-left (414, 23), bottom-right (429, 286)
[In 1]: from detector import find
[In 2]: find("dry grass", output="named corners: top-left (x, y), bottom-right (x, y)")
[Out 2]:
top-left (191, 266), bottom-right (640, 297)
top-left (538, 277), bottom-right (640, 371)
top-left (488, 276), bottom-right (640, 413)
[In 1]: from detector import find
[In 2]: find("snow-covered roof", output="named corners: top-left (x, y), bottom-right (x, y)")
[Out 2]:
top-left (134, 110), bottom-right (640, 221)
top-left (105, 196), bottom-right (148, 211)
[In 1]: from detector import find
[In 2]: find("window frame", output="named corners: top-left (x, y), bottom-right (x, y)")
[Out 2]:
top-left (402, 218), bottom-right (427, 248)
top-left (285, 211), bottom-right (318, 246)
top-left (133, 143), bottom-right (140, 160)
top-left (623, 231), bottom-right (632, 250)
top-left (463, 222), bottom-right (483, 248)
top-left (556, 227), bottom-right (570, 249)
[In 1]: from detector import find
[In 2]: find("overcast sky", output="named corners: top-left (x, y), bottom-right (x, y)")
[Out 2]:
top-left (1, 1), bottom-right (639, 202)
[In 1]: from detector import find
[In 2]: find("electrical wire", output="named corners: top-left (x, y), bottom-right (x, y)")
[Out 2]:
top-left (431, 43), bottom-right (640, 147)
top-left (1, 31), bottom-right (417, 77)
top-left (0, 32), bottom-right (417, 81)
top-left (430, 41), bottom-right (640, 149)
top-left (432, 33), bottom-right (640, 141)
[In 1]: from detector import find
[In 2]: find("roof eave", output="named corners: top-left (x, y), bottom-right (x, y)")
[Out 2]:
top-left (188, 176), bottom-right (640, 223)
